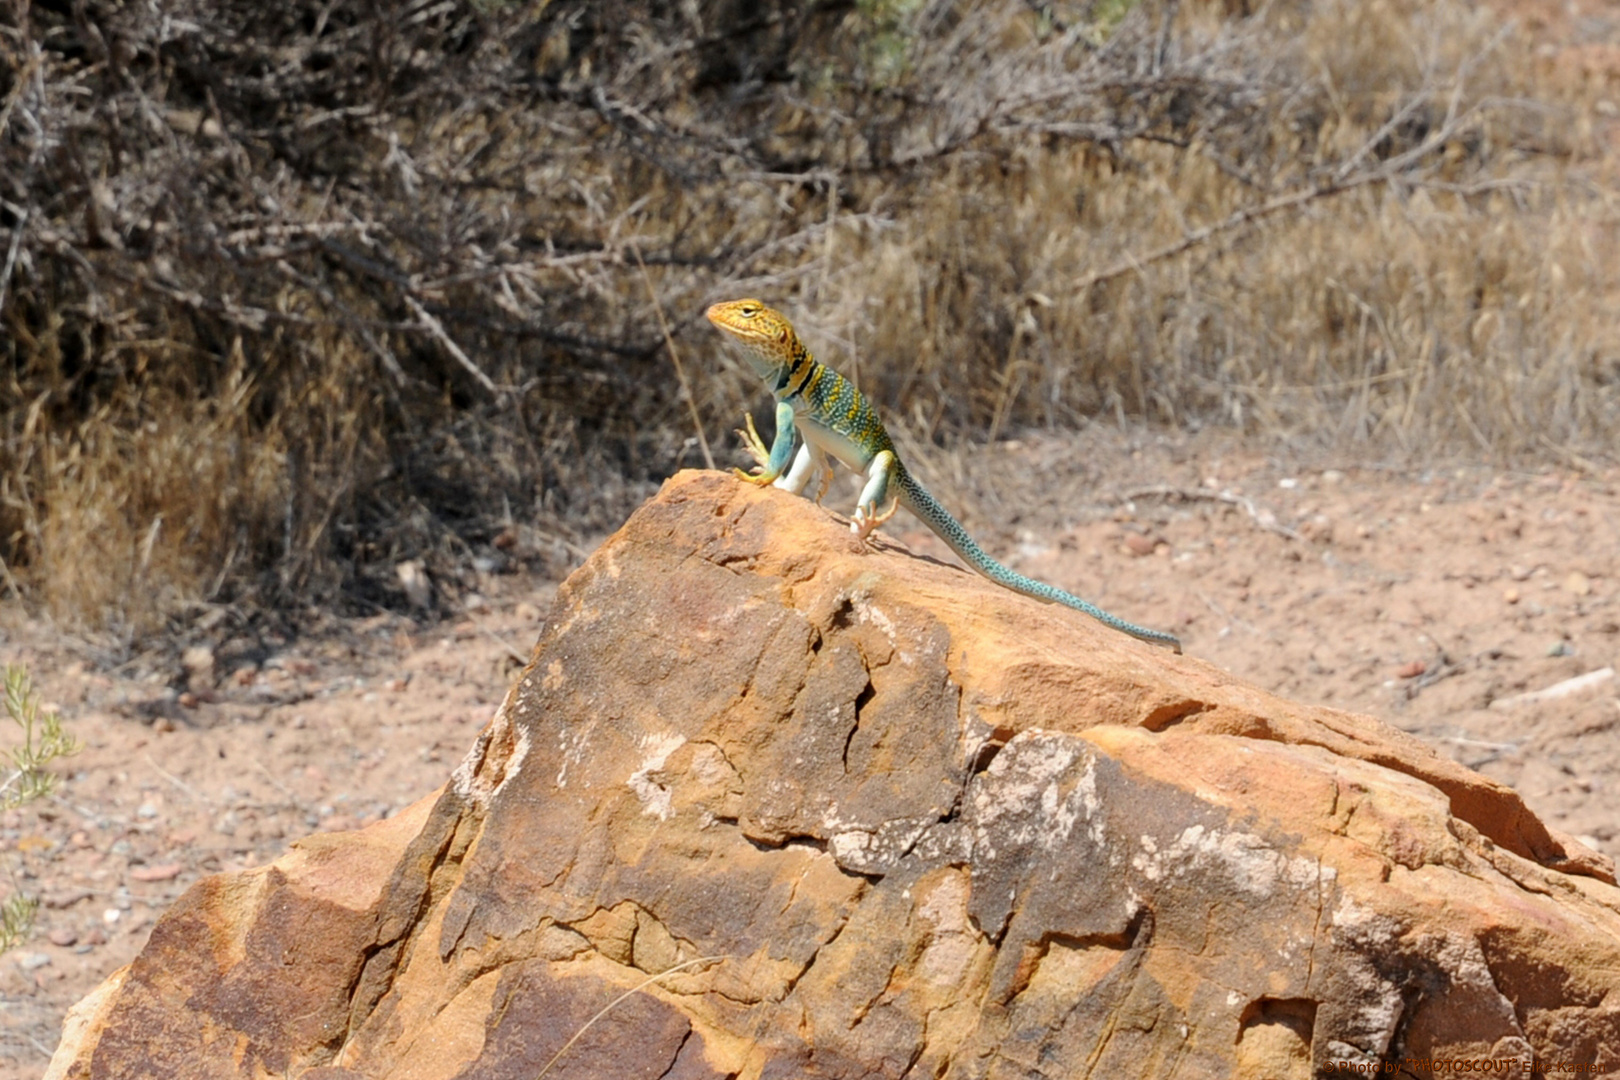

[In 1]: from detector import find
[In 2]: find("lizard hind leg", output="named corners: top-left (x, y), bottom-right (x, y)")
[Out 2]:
top-left (800, 444), bottom-right (833, 505)
top-left (812, 460), bottom-right (834, 506)
top-left (851, 451), bottom-right (900, 540)
top-left (853, 496), bottom-right (900, 542)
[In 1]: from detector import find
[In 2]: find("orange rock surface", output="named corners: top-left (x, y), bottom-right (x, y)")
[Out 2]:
top-left (47, 471), bottom-right (1620, 1079)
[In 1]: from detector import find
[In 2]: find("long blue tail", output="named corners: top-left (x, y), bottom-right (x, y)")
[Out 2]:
top-left (894, 468), bottom-right (1182, 653)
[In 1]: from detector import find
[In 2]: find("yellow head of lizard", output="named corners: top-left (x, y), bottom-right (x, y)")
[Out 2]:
top-left (705, 298), bottom-right (802, 375)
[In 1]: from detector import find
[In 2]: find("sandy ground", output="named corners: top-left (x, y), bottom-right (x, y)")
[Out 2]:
top-left (2, 428), bottom-right (1618, 1075)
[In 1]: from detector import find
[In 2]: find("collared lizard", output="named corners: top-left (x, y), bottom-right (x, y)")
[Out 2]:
top-left (705, 298), bottom-right (1182, 653)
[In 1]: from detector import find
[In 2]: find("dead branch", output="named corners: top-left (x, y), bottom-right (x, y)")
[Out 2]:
top-left (1119, 485), bottom-right (1304, 542)
top-left (404, 296), bottom-right (501, 397)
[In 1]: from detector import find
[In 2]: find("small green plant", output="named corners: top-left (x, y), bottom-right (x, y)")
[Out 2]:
top-left (2, 665), bottom-right (81, 810)
top-left (0, 665), bottom-right (81, 952)
top-left (0, 892), bottom-right (39, 954)
top-left (1091, 0), bottom-right (1140, 34)
top-left (856, 0), bottom-right (925, 86)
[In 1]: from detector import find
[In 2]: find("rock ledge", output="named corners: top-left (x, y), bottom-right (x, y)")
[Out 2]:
top-left (48, 471), bottom-right (1620, 1079)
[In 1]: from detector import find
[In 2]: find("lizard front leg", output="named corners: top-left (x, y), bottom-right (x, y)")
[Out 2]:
top-left (851, 450), bottom-right (900, 540)
top-left (776, 442), bottom-right (832, 498)
top-left (734, 401), bottom-right (799, 486)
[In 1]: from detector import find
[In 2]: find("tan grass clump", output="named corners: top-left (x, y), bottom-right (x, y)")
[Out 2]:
top-left (2, 0), bottom-right (1617, 637)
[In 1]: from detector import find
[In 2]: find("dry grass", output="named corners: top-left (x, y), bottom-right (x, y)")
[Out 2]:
top-left (2, 0), bottom-right (1618, 639)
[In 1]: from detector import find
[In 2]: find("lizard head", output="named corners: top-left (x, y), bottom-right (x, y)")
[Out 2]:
top-left (705, 298), bottom-right (801, 377)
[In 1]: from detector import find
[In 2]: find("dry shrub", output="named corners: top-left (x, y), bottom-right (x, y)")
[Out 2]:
top-left (1, 0), bottom-right (1616, 639)
top-left (827, 0), bottom-right (1620, 454)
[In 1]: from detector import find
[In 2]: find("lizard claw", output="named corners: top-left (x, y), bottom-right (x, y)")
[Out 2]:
top-left (733, 412), bottom-right (780, 485)
top-left (850, 496), bottom-right (900, 541)
top-left (735, 413), bottom-right (772, 468)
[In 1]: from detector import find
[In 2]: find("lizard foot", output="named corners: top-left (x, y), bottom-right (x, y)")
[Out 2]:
top-left (733, 466), bottom-right (780, 487)
top-left (850, 496), bottom-right (899, 541)
top-left (734, 412), bottom-right (772, 468)
top-left (732, 412), bottom-right (781, 485)
top-left (812, 467), bottom-right (833, 506)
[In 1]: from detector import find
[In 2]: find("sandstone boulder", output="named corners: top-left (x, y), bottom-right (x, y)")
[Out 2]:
top-left (48, 471), bottom-right (1620, 1079)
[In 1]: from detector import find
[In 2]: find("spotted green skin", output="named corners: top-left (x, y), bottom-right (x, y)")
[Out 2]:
top-left (705, 299), bottom-right (1182, 653)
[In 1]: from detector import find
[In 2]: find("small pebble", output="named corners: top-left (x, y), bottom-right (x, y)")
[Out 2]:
top-left (1565, 572), bottom-right (1592, 597)
top-left (15, 952), bottom-right (50, 971)
top-left (1123, 534), bottom-right (1157, 557)
top-left (102, 908), bottom-right (122, 926)
top-left (84, 928), bottom-right (107, 946)
top-left (136, 803), bottom-right (160, 820)
top-left (47, 927), bottom-right (77, 947)
top-left (1300, 515), bottom-right (1335, 544)
top-left (129, 862), bottom-right (182, 883)
top-left (181, 645), bottom-right (216, 683)
top-left (41, 888), bottom-right (93, 909)
top-left (1395, 660), bottom-right (1426, 679)
top-left (1503, 588), bottom-right (1520, 605)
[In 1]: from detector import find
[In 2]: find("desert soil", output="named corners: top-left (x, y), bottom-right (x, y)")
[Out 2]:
top-left (2, 427), bottom-right (1618, 1075)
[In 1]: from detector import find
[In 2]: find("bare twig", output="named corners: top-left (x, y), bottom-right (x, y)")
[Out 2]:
top-left (0, 206), bottom-right (25, 313)
top-left (1491, 668), bottom-right (1616, 711)
top-left (1538, 435), bottom-right (1602, 476)
top-left (0, 47), bottom-right (42, 145)
top-left (144, 753), bottom-right (213, 806)
top-left (463, 616), bottom-right (530, 666)
top-left (1119, 485), bottom-right (1304, 542)
top-left (632, 245), bottom-right (715, 470)
top-left (250, 759), bottom-right (298, 801)
top-left (534, 955), bottom-right (725, 1080)
top-left (404, 296), bottom-right (501, 396)
top-left (0, 554), bottom-right (22, 602)
top-left (1076, 87), bottom-right (1493, 293)
top-left (530, 524), bottom-right (595, 563)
